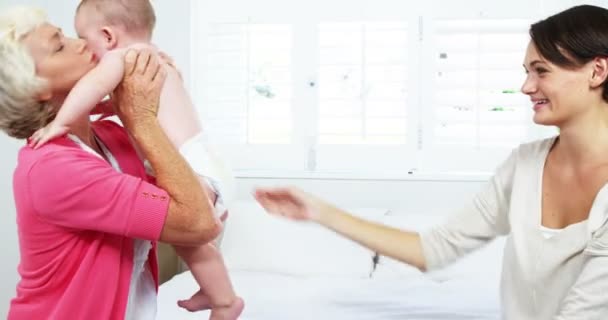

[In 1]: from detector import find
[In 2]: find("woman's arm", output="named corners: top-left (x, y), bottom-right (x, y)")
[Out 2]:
top-left (553, 232), bottom-right (608, 319)
top-left (114, 49), bottom-right (221, 245)
top-left (254, 151), bottom-right (516, 272)
top-left (553, 257), bottom-right (608, 319)
top-left (254, 187), bottom-right (427, 269)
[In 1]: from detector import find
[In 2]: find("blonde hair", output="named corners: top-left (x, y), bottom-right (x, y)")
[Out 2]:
top-left (77, 0), bottom-right (156, 39)
top-left (0, 6), bottom-right (55, 139)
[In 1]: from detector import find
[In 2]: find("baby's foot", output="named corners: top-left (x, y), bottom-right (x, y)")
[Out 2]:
top-left (177, 289), bottom-right (211, 312)
top-left (209, 297), bottom-right (244, 320)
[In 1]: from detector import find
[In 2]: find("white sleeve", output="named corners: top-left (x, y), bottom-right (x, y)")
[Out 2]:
top-left (420, 150), bottom-right (516, 270)
top-left (553, 220), bottom-right (608, 319)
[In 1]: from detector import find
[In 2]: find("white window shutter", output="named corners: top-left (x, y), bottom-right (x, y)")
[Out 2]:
top-left (193, 20), bottom-right (307, 171)
top-left (431, 19), bottom-right (531, 148)
top-left (317, 22), bottom-right (409, 145)
top-left (315, 21), bottom-right (417, 173)
top-left (417, 18), bottom-right (541, 172)
top-left (191, 0), bottom-right (562, 176)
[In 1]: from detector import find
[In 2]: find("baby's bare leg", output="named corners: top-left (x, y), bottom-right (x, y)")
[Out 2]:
top-left (174, 244), bottom-right (236, 308)
top-left (174, 177), bottom-right (244, 319)
top-left (174, 244), bottom-right (244, 319)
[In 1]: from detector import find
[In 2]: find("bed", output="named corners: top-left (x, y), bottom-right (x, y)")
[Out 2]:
top-left (156, 202), bottom-right (503, 319)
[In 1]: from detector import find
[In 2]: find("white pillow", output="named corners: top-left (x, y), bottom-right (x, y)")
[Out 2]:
top-left (220, 201), bottom-right (387, 278)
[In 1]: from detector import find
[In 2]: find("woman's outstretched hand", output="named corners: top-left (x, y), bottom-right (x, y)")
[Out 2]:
top-left (253, 187), bottom-right (323, 222)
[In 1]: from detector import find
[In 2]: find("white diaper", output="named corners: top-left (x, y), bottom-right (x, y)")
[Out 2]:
top-left (179, 132), bottom-right (235, 215)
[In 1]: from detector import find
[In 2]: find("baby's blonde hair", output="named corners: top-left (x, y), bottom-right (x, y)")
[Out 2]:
top-left (0, 6), bottom-right (55, 139)
top-left (77, 0), bottom-right (156, 39)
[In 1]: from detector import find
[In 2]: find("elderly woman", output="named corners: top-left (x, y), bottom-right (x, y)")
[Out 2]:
top-left (1, 6), bottom-right (220, 319)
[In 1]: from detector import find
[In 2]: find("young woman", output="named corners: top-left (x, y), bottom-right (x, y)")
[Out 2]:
top-left (255, 5), bottom-right (608, 319)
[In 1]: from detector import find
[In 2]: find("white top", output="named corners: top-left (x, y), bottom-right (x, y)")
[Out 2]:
top-left (421, 136), bottom-right (608, 320)
top-left (68, 134), bottom-right (157, 320)
top-left (540, 225), bottom-right (564, 239)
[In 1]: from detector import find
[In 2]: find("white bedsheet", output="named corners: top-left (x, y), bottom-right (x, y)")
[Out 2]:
top-left (156, 270), bottom-right (500, 320)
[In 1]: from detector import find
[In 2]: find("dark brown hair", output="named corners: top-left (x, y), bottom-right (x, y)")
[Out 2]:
top-left (530, 5), bottom-right (608, 102)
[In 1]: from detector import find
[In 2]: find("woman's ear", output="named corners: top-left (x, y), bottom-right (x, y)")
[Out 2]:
top-left (101, 26), bottom-right (118, 50)
top-left (590, 57), bottom-right (608, 89)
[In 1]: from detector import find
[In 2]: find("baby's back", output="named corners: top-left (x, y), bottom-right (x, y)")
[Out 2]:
top-left (157, 66), bottom-right (202, 148)
top-left (117, 44), bottom-right (202, 148)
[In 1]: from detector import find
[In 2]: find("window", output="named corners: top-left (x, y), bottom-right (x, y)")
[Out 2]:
top-left (431, 20), bottom-right (530, 148)
top-left (315, 21), bottom-right (415, 173)
top-left (318, 22), bottom-right (408, 145)
top-left (192, 19), bottom-right (307, 171)
top-left (192, 0), bottom-right (559, 176)
top-left (417, 18), bottom-right (538, 172)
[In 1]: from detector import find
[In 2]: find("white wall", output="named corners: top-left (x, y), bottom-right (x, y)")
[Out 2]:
top-left (0, 135), bottom-right (21, 319)
top-left (542, 0), bottom-right (608, 15)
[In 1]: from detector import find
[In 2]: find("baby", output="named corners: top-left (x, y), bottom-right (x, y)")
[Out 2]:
top-left (29, 1), bottom-right (244, 319)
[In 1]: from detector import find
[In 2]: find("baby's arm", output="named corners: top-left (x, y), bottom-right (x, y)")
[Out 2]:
top-left (30, 51), bottom-right (125, 148)
top-left (59, 51), bottom-right (124, 122)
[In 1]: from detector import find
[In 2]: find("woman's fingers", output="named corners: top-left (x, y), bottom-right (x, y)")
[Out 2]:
top-left (144, 52), bottom-right (160, 80)
top-left (254, 192), bottom-right (282, 214)
top-left (254, 188), bottom-right (306, 218)
top-left (114, 49), bottom-right (166, 129)
top-left (152, 63), bottom-right (167, 89)
top-left (124, 50), bottom-right (138, 76)
top-left (135, 49), bottom-right (152, 75)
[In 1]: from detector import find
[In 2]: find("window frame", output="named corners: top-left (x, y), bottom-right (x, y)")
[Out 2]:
top-left (190, 0), bottom-right (559, 177)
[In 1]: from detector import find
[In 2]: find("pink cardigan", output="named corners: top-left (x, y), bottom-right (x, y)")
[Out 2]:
top-left (8, 120), bottom-right (169, 319)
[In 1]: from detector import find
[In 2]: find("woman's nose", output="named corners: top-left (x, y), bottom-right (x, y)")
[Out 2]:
top-left (520, 75), bottom-right (536, 95)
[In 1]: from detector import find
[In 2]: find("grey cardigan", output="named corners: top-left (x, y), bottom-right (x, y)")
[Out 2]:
top-left (421, 137), bottom-right (608, 320)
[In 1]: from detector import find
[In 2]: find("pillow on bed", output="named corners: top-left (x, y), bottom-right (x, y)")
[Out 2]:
top-left (372, 212), bottom-right (505, 282)
top-left (220, 201), bottom-right (386, 278)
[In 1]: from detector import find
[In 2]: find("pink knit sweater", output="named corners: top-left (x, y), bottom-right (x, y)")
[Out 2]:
top-left (8, 120), bottom-right (169, 319)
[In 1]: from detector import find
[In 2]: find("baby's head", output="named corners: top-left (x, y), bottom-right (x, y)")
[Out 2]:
top-left (75, 0), bottom-right (156, 56)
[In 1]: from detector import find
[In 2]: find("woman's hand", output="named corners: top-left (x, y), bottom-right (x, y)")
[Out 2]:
top-left (253, 187), bottom-right (324, 222)
top-left (112, 49), bottom-right (167, 130)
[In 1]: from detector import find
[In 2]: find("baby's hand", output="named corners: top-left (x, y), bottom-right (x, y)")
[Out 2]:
top-left (29, 122), bottom-right (70, 149)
